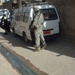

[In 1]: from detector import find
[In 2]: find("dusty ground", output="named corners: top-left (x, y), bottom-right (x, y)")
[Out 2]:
top-left (0, 53), bottom-right (21, 75)
top-left (0, 28), bottom-right (75, 75)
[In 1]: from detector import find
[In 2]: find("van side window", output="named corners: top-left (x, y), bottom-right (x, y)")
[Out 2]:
top-left (15, 13), bottom-right (20, 21)
top-left (23, 12), bottom-right (29, 23)
top-left (20, 12), bottom-right (24, 22)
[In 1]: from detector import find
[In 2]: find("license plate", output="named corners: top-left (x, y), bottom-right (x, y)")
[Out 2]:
top-left (43, 30), bottom-right (51, 35)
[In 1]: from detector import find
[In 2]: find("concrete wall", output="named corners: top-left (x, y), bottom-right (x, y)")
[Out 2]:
top-left (47, 0), bottom-right (75, 42)
top-left (59, 5), bottom-right (75, 42)
top-left (3, 1), bottom-right (12, 14)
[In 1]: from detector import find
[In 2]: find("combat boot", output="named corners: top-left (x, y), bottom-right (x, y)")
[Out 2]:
top-left (41, 44), bottom-right (47, 50)
top-left (34, 46), bottom-right (40, 51)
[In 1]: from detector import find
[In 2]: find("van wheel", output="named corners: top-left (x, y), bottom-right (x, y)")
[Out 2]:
top-left (12, 28), bottom-right (17, 37)
top-left (23, 32), bottom-right (28, 44)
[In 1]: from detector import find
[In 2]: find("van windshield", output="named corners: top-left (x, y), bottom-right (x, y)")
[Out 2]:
top-left (41, 8), bottom-right (58, 21)
top-left (0, 12), bottom-right (3, 16)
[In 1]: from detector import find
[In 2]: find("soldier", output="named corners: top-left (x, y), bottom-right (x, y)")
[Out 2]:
top-left (31, 6), bottom-right (47, 51)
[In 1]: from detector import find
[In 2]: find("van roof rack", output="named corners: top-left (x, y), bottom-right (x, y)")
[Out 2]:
top-left (27, 2), bottom-right (49, 6)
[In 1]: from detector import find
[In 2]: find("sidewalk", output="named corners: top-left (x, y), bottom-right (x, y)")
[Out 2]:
top-left (0, 28), bottom-right (75, 75)
top-left (0, 53), bottom-right (20, 75)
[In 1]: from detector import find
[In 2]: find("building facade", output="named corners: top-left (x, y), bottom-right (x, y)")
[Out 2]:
top-left (0, 0), bottom-right (3, 8)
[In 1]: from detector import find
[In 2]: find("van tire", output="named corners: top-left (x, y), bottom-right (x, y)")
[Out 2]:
top-left (23, 32), bottom-right (28, 44)
top-left (12, 28), bottom-right (17, 37)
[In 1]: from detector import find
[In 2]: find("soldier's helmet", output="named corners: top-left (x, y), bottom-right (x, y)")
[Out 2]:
top-left (34, 6), bottom-right (40, 12)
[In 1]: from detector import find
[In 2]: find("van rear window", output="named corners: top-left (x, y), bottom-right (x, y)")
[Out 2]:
top-left (41, 8), bottom-right (58, 21)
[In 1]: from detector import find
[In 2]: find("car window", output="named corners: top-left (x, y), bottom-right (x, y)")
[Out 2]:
top-left (0, 12), bottom-right (3, 16)
top-left (23, 12), bottom-right (29, 23)
top-left (20, 12), bottom-right (24, 22)
top-left (15, 12), bottom-right (20, 21)
top-left (41, 8), bottom-right (58, 21)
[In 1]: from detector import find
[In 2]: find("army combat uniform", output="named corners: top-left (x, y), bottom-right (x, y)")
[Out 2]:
top-left (32, 10), bottom-right (46, 51)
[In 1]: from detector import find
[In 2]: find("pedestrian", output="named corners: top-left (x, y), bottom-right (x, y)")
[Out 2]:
top-left (30, 7), bottom-right (47, 51)
top-left (1, 14), bottom-right (11, 35)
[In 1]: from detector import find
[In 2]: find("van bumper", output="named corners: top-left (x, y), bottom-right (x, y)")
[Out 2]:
top-left (44, 33), bottom-right (60, 39)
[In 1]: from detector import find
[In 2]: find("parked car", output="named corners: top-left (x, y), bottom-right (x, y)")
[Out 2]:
top-left (0, 9), bottom-right (10, 23)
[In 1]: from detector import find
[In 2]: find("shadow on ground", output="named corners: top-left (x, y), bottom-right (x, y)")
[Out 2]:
top-left (0, 31), bottom-right (75, 58)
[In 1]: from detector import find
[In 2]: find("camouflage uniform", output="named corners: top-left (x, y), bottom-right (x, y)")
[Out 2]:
top-left (32, 11), bottom-right (46, 50)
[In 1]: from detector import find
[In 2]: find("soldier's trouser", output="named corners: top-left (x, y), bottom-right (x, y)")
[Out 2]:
top-left (35, 30), bottom-right (46, 48)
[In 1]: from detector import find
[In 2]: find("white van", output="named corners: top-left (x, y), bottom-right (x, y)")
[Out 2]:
top-left (11, 2), bottom-right (60, 43)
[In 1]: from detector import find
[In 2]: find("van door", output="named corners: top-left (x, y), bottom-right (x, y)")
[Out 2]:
top-left (17, 11), bottom-right (25, 35)
top-left (41, 8), bottom-right (60, 36)
top-left (19, 11), bottom-right (31, 40)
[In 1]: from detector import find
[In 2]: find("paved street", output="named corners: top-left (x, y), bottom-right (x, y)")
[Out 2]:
top-left (0, 53), bottom-right (20, 75)
top-left (0, 28), bottom-right (75, 75)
